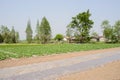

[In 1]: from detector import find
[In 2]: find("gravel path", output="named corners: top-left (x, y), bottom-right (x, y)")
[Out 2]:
top-left (0, 50), bottom-right (120, 80)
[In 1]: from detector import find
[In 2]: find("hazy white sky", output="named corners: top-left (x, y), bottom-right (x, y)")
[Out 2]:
top-left (0, 0), bottom-right (120, 40)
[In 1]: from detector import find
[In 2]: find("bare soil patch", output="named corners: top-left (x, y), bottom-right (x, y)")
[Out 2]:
top-left (0, 47), bottom-right (120, 69)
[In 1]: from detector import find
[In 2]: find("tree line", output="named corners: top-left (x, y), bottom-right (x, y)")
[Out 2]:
top-left (101, 20), bottom-right (120, 43)
top-left (25, 17), bottom-right (51, 44)
top-left (26, 10), bottom-right (94, 44)
top-left (0, 26), bottom-right (19, 43)
top-left (0, 10), bottom-right (120, 44)
top-left (66, 10), bottom-right (120, 43)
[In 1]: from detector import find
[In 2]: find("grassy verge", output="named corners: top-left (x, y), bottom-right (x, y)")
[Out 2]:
top-left (0, 43), bottom-right (120, 60)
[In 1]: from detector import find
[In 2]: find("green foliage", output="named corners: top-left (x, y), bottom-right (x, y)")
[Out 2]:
top-left (68, 10), bottom-right (94, 43)
top-left (66, 25), bottom-right (73, 37)
top-left (36, 20), bottom-right (40, 34)
top-left (4, 33), bottom-right (11, 43)
top-left (35, 20), bottom-right (40, 43)
top-left (25, 20), bottom-right (33, 43)
top-left (0, 34), bottom-right (3, 43)
top-left (0, 25), bottom-right (19, 43)
top-left (101, 20), bottom-right (120, 43)
top-left (39, 17), bottom-right (51, 44)
top-left (101, 20), bottom-right (110, 28)
top-left (0, 43), bottom-right (120, 60)
top-left (54, 34), bottom-right (64, 41)
top-left (101, 20), bottom-right (112, 42)
top-left (91, 31), bottom-right (99, 42)
top-left (91, 32), bottom-right (99, 38)
top-left (10, 27), bottom-right (16, 43)
top-left (0, 25), bottom-right (11, 43)
top-left (114, 20), bottom-right (120, 42)
top-left (15, 32), bottom-right (19, 43)
top-left (66, 25), bottom-right (73, 43)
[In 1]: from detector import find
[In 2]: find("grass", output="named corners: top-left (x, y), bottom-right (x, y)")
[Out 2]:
top-left (0, 43), bottom-right (120, 60)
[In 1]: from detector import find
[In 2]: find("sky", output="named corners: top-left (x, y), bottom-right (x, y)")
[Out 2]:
top-left (0, 0), bottom-right (120, 40)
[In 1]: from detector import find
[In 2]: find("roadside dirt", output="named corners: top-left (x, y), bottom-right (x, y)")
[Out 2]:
top-left (0, 47), bottom-right (120, 69)
top-left (57, 60), bottom-right (120, 80)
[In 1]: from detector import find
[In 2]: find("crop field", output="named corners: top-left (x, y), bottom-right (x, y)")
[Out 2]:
top-left (0, 43), bottom-right (120, 60)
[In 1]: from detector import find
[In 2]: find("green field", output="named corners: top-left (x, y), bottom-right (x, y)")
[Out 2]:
top-left (0, 43), bottom-right (120, 60)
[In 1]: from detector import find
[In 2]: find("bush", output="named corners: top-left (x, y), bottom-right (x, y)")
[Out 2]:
top-left (54, 34), bottom-right (64, 41)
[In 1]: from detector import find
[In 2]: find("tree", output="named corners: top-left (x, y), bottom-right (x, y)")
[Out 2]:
top-left (54, 34), bottom-right (64, 41)
top-left (4, 33), bottom-right (11, 43)
top-left (68, 10), bottom-right (94, 43)
top-left (91, 31), bottom-right (99, 42)
top-left (39, 17), bottom-right (51, 44)
top-left (101, 20), bottom-right (113, 42)
top-left (35, 20), bottom-right (40, 43)
top-left (0, 27), bottom-right (3, 43)
top-left (0, 25), bottom-right (11, 43)
top-left (114, 20), bottom-right (120, 42)
top-left (25, 20), bottom-right (33, 43)
top-left (0, 34), bottom-right (3, 43)
top-left (15, 32), bottom-right (19, 43)
top-left (101, 20), bottom-right (117, 43)
top-left (10, 27), bottom-right (16, 43)
top-left (91, 32), bottom-right (99, 38)
top-left (66, 25), bottom-right (73, 43)
top-left (0, 25), bottom-right (20, 43)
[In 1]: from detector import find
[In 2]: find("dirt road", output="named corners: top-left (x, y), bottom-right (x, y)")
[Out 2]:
top-left (0, 48), bottom-right (120, 80)
top-left (57, 61), bottom-right (120, 80)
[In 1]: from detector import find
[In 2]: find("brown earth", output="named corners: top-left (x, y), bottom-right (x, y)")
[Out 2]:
top-left (57, 60), bottom-right (120, 80)
top-left (0, 47), bottom-right (120, 69)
